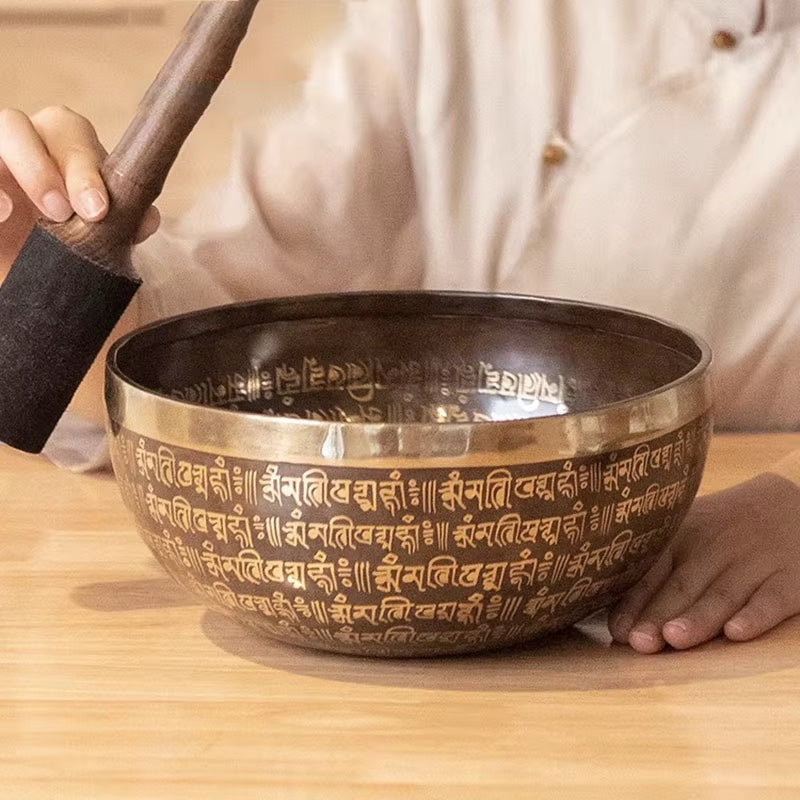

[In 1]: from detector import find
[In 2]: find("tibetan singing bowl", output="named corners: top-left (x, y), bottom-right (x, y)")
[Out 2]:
top-left (106, 292), bottom-right (712, 657)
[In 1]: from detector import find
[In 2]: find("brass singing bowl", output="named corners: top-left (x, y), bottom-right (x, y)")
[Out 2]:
top-left (106, 292), bottom-right (712, 657)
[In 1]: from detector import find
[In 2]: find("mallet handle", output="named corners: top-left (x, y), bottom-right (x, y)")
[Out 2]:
top-left (43, 0), bottom-right (260, 273)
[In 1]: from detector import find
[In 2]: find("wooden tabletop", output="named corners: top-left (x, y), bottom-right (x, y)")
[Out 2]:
top-left (3, 433), bottom-right (800, 799)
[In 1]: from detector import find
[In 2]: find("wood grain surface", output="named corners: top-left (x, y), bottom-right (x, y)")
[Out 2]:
top-left (2, 433), bottom-right (799, 799)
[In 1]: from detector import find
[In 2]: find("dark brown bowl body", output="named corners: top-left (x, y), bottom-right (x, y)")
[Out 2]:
top-left (106, 292), bottom-right (712, 657)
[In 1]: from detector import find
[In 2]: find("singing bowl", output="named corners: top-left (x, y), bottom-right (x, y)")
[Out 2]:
top-left (106, 292), bottom-right (712, 657)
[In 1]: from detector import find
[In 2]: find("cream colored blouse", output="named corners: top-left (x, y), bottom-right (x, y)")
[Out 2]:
top-left (46, 0), bottom-right (800, 469)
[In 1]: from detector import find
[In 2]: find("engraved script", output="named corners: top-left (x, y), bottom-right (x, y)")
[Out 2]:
top-left (110, 415), bottom-right (710, 656)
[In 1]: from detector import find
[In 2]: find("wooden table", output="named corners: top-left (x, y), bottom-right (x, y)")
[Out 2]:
top-left (3, 434), bottom-right (800, 799)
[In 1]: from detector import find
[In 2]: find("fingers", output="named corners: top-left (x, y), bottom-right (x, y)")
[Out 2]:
top-left (612, 544), bottom-right (791, 654)
top-left (629, 562), bottom-right (722, 652)
top-left (611, 542), bottom-right (742, 654)
top-left (622, 555), bottom-right (736, 653)
top-left (0, 105), bottom-right (106, 224)
top-left (725, 571), bottom-right (800, 642)
top-left (135, 205), bottom-right (161, 244)
top-left (608, 549), bottom-right (673, 647)
top-left (0, 105), bottom-right (162, 244)
top-left (659, 560), bottom-right (775, 649)
top-left (0, 108), bottom-right (72, 221)
top-left (31, 105), bottom-right (109, 222)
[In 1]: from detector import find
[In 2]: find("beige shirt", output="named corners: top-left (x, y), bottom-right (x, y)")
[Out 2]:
top-left (46, 0), bottom-right (800, 470)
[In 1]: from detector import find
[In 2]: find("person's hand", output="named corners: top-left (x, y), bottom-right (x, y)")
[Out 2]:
top-left (608, 472), bottom-right (800, 653)
top-left (0, 105), bottom-right (160, 275)
top-left (0, 105), bottom-right (159, 426)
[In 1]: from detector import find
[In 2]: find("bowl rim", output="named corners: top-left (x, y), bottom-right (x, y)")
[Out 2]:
top-left (105, 291), bottom-right (713, 466)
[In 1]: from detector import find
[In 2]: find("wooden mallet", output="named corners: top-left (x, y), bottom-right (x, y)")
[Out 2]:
top-left (0, 0), bottom-right (259, 453)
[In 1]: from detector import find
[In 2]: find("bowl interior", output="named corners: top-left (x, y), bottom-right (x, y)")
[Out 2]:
top-left (114, 295), bottom-right (702, 424)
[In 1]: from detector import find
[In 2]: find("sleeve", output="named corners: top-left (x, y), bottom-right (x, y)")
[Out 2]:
top-left (133, 0), bottom-right (423, 324)
top-left (44, 0), bottom-right (424, 472)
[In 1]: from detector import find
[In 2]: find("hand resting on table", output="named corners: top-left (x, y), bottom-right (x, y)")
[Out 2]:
top-left (609, 471), bottom-right (800, 653)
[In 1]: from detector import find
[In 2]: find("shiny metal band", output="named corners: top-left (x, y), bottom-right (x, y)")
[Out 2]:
top-left (105, 291), bottom-right (713, 468)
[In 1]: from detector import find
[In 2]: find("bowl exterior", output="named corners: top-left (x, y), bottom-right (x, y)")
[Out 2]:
top-left (108, 413), bottom-right (710, 657)
top-left (106, 291), bottom-right (712, 657)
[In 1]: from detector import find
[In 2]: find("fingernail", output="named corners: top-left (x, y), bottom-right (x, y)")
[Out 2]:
top-left (79, 187), bottom-right (107, 220)
top-left (609, 613), bottom-right (634, 642)
top-left (725, 617), bottom-right (746, 638)
top-left (629, 623), bottom-right (660, 651)
top-left (0, 190), bottom-right (12, 223)
top-left (664, 617), bottom-right (690, 635)
top-left (42, 190), bottom-right (73, 222)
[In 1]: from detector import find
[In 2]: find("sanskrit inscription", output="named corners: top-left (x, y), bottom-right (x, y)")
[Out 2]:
top-left (110, 414), bottom-right (710, 655)
top-left (165, 356), bottom-right (575, 422)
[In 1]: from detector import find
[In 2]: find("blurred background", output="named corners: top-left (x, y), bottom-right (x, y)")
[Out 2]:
top-left (0, 0), bottom-right (343, 216)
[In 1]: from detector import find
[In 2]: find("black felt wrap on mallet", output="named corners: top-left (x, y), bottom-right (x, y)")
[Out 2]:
top-left (0, 0), bottom-right (259, 454)
top-left (0, 226), bottom-right (141, 453)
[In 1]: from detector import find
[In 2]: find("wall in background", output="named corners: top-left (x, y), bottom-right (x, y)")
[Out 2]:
top-left (0, 1), bottom-right (343, 216)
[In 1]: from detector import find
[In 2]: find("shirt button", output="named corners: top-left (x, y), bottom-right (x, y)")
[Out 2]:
top-left (542, 142), bottom-right (568, 166)
top-left (712, 30), bottom-right (738, 49)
